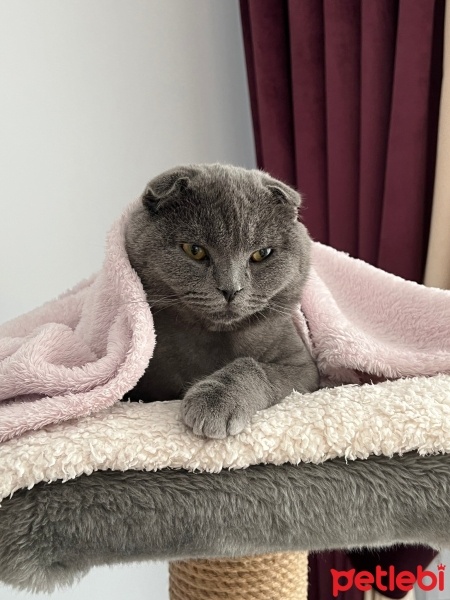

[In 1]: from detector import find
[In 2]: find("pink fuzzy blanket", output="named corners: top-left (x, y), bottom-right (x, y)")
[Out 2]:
top-left (1, 198), bottom-right (450, 443)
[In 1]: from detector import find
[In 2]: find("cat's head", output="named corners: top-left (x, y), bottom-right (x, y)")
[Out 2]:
top-left (125, 164), bottom-right (311, 331)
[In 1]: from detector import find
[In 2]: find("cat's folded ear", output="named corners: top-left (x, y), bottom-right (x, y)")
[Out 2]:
top-left (142, 166), bottom-right (198, 214)
top-left (266, 181), bottom-right (302, 208)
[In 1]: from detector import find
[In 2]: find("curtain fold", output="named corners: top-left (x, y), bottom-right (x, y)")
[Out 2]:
top-left (359, 0), bottom-right (397, 265)
top-left (288, 0), bottom-right (328, 243)
top-left (240, 1), bottom-right (295, 185)
top-left (323, 0), bottom-right (361, 256)
top-left (241, 0), bottom-right (444, 282)
top-left (377, 1), bottom-right (441, 281)
top-left (240, 1), bottom-right (445, 599)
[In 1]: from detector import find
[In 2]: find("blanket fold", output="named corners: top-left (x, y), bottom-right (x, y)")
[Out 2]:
top-left (1, 197), bottom-right (450, 442)
top-left (0, 200), bottom-right (155, 442)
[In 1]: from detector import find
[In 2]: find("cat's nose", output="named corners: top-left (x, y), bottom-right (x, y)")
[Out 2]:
top-left (217, 288), bottom-right (242, 303)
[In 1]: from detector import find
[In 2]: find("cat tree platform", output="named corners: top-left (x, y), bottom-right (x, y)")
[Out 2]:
top-left (1, 451), bottom-right (449, 596)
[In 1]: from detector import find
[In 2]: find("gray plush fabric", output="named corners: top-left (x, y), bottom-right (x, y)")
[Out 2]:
top-left (0, 452), bottom-right (449, 592)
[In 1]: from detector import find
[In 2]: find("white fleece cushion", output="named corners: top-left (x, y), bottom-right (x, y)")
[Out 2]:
top-left (1, 373), bottom-right (450, 503)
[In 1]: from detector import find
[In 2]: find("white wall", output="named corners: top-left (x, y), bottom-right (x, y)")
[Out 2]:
top-left (0, 1), bottom-right (255, 599)
top-left (0, 0), bottom-right (255, 323)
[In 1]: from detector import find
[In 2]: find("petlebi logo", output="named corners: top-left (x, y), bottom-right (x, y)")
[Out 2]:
top-left (331, 563), bottom-right (445, 597)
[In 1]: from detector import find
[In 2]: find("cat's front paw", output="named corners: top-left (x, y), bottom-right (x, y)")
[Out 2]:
top-left (181, 379), bottom-right (252, 439)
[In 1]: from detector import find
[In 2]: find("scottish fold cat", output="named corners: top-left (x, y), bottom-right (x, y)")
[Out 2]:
top-left (124, 164), bottom-right (319, 438)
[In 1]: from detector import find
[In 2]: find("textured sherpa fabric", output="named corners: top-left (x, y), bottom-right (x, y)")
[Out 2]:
top-left (2, 373), bottom-right (450, 502)
top-left (0, 198), bottom-right (155, 442)
top-left (1, 453), bottom-right (449, 592)
top-left (302, 245), bottom-right (450, 383)
top-left (1, 198), bottom-right (450, 442)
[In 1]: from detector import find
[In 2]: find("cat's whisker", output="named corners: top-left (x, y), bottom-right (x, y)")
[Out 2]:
top-left (270, 301), bottom-right (296, 312)
top-left (267, 305), bottom-right (295, 318)
top-left (269, 310), bottom-right (294, 319)
top-left (253, 311), bottom-right (266, 326)
top-left (148, 298), bottom-right (180, 304)
top-left (151, 302), bottom-right (183, 317)
top-left (149, 298), bottom-right (181, 306)
top-left (184, 291), bottom-right (210, 298)
top-left (120, 300), bottom-right (150, 306)
top-left (269, 305), bottom-right (294, 315)
top-left (148, 293), bottom-right (183, 302)
top-left (147, 293), bottom-right (180, 297)
top-left (187, 301), bottom-right (217, 308)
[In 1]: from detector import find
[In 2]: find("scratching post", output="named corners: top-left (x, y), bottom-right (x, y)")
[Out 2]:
top-left (169, 551), bottom-right (308, 600)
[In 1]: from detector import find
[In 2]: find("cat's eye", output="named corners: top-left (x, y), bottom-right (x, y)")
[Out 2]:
top-left (181, 243), bottom-right (207, 261)
top-left (250, 248), bottom-right (272, 262)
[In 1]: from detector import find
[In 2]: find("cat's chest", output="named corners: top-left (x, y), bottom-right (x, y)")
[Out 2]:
top-left (155, 328), bottom-right (235, 381)
top-left (134, 320), bottom-right (255, 401)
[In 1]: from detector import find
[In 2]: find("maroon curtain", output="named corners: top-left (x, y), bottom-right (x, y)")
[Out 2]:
top-left (240, 0), bottom-right (444, 283)
top-left (240, 1), bottom-right (445, 598)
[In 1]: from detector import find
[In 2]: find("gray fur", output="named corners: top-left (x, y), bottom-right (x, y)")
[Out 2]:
top-left (124, 164), bottom-right (319, 438)
top-left (0, 452), bottom-right (449, 592)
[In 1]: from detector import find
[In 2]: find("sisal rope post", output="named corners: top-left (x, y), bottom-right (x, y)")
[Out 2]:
top-left (169, 551), bottom-right (308, 600)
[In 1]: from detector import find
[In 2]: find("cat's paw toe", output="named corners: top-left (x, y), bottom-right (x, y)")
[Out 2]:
top-left (181, 381), bottom-right (250, 439)
top-left (225, 410), bottom-right (248, 436)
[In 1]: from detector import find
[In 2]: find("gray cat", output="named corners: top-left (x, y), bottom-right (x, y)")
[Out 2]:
top-left (124, 164), bottom-right (319, 438)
